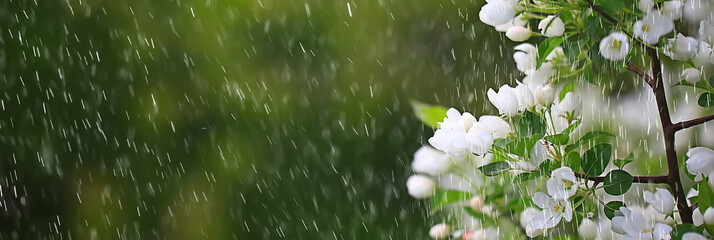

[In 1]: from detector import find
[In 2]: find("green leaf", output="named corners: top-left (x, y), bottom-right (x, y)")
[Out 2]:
top-left (584, 64), bottom-right (595, 85)
top-left (515, 160), bottom-right (551, 182)
top-left (594, 0), bottom-right (625, 14)
top-left (603, 170), bottom-right (633, 195)
top-left (603, 201), bottom-right (625, 220)
top-left (581, 143), bottom-right (612, 177)
top-left (613, 153), bottom-right (634, 169)
top-left (698, 180), bottom-right (714, 211)
top-left (430, 190), bottom-right (472, 213)
top-left (565, 131), bottom-right (615, 152)
top-left (698, 93), bottom-right (714, 107)
top-left (545, 134), bottom-right (569, 145)
top-left (670, 224), bottom-right (702, 240)
top-left (496, 136), bottom-right (541, 158)
top-left (566, 151), bottom-right (581, 172)
top-left (518, 111), bottom-right (547, 138)
top-left (673, 80), bottom-right (711, 91)
top-left (478, 161), bottom-right (511, 176)
top-left (410, 100), bottom-right (448, 128)
top-left (560, 81), bottom-right (576, 101)
top-left (536, 37), bottom-right (564, 69)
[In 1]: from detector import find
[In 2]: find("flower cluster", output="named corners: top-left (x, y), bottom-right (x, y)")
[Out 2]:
top-left (403, 0), bottom-right (714, 238)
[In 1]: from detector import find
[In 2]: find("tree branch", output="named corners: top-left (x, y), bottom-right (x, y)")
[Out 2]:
top-left (669, 114), bottom-right (714, 132)
top-left (573, 172), bottom-right (669, 183)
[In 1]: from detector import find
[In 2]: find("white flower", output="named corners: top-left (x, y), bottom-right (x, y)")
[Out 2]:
top-left (546, 167), bottom-right (579, 200)
top-left (533, 84), bottom-right (555, 106)
top-left (406, 175), bottom-right (436, 199)
top-left (693, 41), bottom-right (714, 67)
top-left (683, 232), bottom-right (708, 240)
top-left (429, 128), bottom-right (469, 158)
top-left (611, 207), bottom-right (672, 240)
top-left (683, 0), bottom-right (714, 25)
top-left (428, 223), bottom-right (451, 239)
top-left (600, 32), bottom-right (631, 60)
top-left (478, 115), bottom-right (512, 139)
top-left (523, 63), bottom-right (555, 85)
top-left (693, 207), bottom-right (704, 226)
top-left (520, 207), bottom-right (540, 229)
top-left (487, 85), bottom-right (519, 116)
top-left (479, 2), bottom-right (517, 27)
top-left (704, 207), bottom-right (714, 225)
top-left (412, 146), bottom-right (451, 176)
top-left (665, 34), bottom-right (699, 60)
top-left (515, 83), bottom-right (536, 110)
top-left (514, 43), bottom-right (538, 74)
top-left (465, 122), bottom-right (495, 155)
top-left (506, 26), bottom-right (531, 42)
top-left (701, 19), bottom-right (714, 46)
top-left (644, 188), bottom-right (676, 214)
top-left (538, 16), bottom-right (565, 37)
top-left (660, 0), bottom-right (683, 20)
top-left (470, 196), bottom-right (485, 212)
top-left (578, 218), bottom-right (598, 240)
top-left (633, 12), bottom-right (674, 45)
top-left (639, 0), bottom-right (654, 13)
top-left (554, 92), bottom-right (581, 119)
top-left (686, 147), bottom-right (714, 181)
top-left (681, 68), bottom-right (702, 83)
top-left (526, 192), bottom-right (573, 238)
top-left (515, 142), bottom-right (548, 171)
top-left (495, 13), bottom-right (527, 32)
top-left (439, 108), bottom-right (477, 131)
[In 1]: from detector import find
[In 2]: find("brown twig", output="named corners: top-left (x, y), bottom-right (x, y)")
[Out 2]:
top-left (584, 0), bottom-right (694, 223)
top-left (573, 172), bottom-right (669, 184)
top-left (669, 114), bottom-right (714, 132)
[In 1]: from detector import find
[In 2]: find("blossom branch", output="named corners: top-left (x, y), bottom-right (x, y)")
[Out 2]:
top-left (573, 172), bottom-right (669, 184)
top-left (584, 0), bottom-right (652, 50)
top-left (669, 114), bottom-right (714, 132)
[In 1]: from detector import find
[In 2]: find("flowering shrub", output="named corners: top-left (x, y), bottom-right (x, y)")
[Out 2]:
top-left (405, 0), bottom-right (714, 239)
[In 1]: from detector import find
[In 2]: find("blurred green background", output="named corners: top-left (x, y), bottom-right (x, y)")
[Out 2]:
top-left (0, 0), bottom-right (519, 238)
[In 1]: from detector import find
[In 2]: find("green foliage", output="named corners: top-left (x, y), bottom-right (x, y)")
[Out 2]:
top-left (545, 134), bottom-right (569, 145)
top-left (566, 151), bottom-right (581, 172)
top-left (698, 93), bottom-right (714, 107)
top-left (697, 180), bottom-right (714, 234)
top-left (603, 170), bottom-right (633, 195)
top-left (670, 224), bottom-right (703, 240)
top-left (478, 161), bottom-right (511, 176)
top-left (410, 100), bottom-right (448, 128)
top-left (537, 37), bottom-right (564, 69)
top-left (515, 160), bottom-right (551, 182)
top-left (559, 80), bottom-right (577, 101)
top-left (593, 0), bottom-right (625, 15)
top-left (431, 190), bottom-right (472, 213)
top-left (565, 131), bottom-right (615, 152)
top-left (603, 201), bottom-right (625, 220)
top-left (613, 153), bottom-right (634, 169)
top-left (499, 135), bottom-right (542, 157)
top-left (581, 144), bottom-right (612, 177)
top-left (518, 111), bottom-right (547, 138)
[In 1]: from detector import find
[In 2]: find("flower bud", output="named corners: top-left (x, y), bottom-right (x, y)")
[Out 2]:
top-left (470, 196), bottom-right (485, 212)
top-left (538, 16), bottom-right (564, 37)
top-left (665, 34), bottom-right (699, 60)
top-left (661, 0), bottom-right (683, 20)
top-left (578, 218), bottom-right (597, 240)
top-left (506, 26), bottom-right (531, 42)
top-left (462, 230), bottom-right (485, 240)
top-left (681, 68), bottom-right (702, 83)
top-left (428, 223), bottom-right (451, 239)
top-left (406, 175), bottom-right (436, 199)
top-left (638, 0), bottom-right (654, 13)
top-left (683, 232), bottom-right (708, 240)
top-left (704, 207), bottom-right (714, 225)
top-left (644, 188), bottom-right (676, 215)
